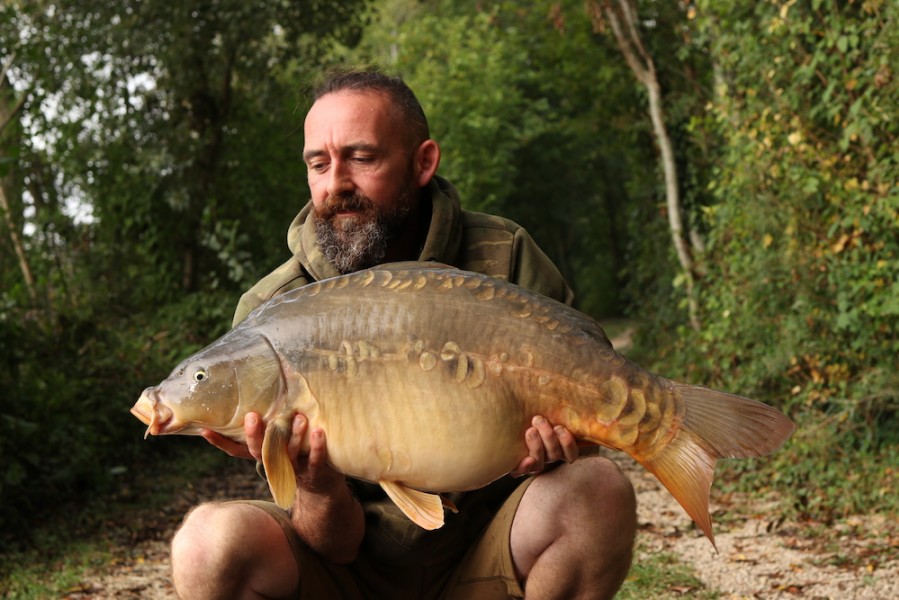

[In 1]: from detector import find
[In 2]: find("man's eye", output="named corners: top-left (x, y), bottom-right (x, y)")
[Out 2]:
top-left (309, 162), bottom-right (328, 173)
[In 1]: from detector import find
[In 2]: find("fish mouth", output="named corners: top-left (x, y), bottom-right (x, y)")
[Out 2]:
top-left (131, 388), bottom-right (175, 438)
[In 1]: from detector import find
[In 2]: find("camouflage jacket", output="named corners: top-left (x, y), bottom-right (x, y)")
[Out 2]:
top-left (233, 175), bottom-right (572, 325)
top-left (233, 175), bottom-right (573, 569)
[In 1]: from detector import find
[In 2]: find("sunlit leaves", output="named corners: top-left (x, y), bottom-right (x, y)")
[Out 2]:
top-left (681, 0), bottom-right (899, 417)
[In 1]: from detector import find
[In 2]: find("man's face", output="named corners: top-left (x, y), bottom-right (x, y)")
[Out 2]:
top-left (303, 90), bottom-right (421, 273)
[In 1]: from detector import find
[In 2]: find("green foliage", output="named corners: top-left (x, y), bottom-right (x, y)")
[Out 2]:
top-left (631, 0), bottom-right (899, 520)
top-left (344, 0), bottom-right (654, 316)
top-left (332, 0), bottom-right (725, 322)
top-left (722, 411), bottom-right (899, 523)
top-left (0, 290), bottom-right (234, 539)
top-left (0, 0), bottom-right (369, 538)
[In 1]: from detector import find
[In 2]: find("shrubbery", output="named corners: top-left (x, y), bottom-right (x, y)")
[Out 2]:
top-left (0, 292), bottom-right (233, 542)
top-left (628, 0), bottom-right (899, 520)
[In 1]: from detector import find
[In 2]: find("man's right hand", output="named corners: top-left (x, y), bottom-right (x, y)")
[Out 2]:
top-left (202, 411), bottom-right (364, 562)
top-left (201, 413), bottom-right (346, 492)
top-left (199, 415), bottom-right (257, 460)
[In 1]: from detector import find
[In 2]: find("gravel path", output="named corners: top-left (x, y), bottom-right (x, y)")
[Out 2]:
top-left (622, 455), bottom-right (899, 599)
top-left (60, 452), bottom-right (898, 599)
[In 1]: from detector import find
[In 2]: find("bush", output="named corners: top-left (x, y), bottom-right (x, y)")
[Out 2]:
top-left (0, 291), bottom-right (234, 543)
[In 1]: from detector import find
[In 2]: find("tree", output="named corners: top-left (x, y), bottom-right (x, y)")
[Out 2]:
top-left (343, 0), bottom-right (653, 316)
top-left (592, 0), bottom-right (702, 329)
top-left (0, 0), bottom-right (369, 536)
top-left (0, 52), bottom-right (36, 308)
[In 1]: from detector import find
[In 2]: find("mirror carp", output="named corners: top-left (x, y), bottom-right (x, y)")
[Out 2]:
top-left (131, 262), bottom-right (795, 545)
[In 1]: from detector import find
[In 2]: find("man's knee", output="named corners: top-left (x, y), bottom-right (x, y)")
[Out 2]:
top-left (171, 503), bottom-right (244, 591)
top-left (576, 456), bottom-right (636, 518)
top-left (171, 502), bottom-right (300, 600)
top-left (511, 457), bottom-right (636, 597)
top-left (563, 457), bottom-right (637, 577)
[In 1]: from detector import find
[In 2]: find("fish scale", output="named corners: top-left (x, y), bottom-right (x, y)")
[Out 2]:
top-left (131, 261), bottom-right (795, 545)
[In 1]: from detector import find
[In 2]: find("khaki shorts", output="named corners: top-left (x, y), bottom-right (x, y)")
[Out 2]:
top-left (243, 478), bottom-right (533, 600)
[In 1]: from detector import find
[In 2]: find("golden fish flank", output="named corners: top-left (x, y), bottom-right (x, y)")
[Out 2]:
top-left (131, 261), bottom-right (795, 546)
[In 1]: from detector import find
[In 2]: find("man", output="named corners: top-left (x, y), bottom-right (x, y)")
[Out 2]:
top-left (171, 69), bottom-right (636, 600)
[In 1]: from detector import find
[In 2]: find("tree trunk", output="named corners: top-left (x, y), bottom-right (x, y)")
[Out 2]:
top-left (0, 185), bottom-right (38, 306)
top-left (594, 0), bottom-right (701, 330)
top-left (0, 54), bottom-right (39, 308)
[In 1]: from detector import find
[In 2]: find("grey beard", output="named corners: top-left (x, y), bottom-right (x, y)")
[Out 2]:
top-left (315, 216), bottom-right (389, 274)
top-left (313, 192), bottom-right (414, 274)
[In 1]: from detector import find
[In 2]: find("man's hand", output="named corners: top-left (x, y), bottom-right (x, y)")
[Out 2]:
top-left (200, 417), bottom-right (257, 460)
top-left (206, 411), bottom-right (363, 562)
top-left (283, 413), bottom-right (348, 495)
top-left (204, 412), bottom-right (346, 492)
top-left (510, 415), bottom-right (579, 477)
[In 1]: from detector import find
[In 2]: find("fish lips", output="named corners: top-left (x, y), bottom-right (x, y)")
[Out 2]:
top-left (131, 388), bottom-right (176, 438)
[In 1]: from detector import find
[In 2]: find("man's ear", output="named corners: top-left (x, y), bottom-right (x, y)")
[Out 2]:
top-left (414, 139), bottom-right (441, 187)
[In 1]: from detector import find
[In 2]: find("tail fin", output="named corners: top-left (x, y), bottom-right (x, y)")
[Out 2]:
top-left (636, 384), bottom-right (795, 548)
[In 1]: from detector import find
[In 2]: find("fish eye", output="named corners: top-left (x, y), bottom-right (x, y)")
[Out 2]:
top-left (193, 368), bottom-right (209, 382)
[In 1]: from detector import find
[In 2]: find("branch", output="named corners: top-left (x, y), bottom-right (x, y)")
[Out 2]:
top-left (0, 52), bottom-right (28, 135)
top-left (0, 185), bottom-right (39, 306)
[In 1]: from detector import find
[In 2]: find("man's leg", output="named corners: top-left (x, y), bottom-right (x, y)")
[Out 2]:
top-left (510, 457), bottom-right (637, 600)
top-left (171, 502), bottom-right (300, 600)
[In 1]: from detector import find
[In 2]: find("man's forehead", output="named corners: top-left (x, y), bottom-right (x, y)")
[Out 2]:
top-left (303, 91), bottom-right (406, 158)
top-left (305, 90), bottom-right (394, 130)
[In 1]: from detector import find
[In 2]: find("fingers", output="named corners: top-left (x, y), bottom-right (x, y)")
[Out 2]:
top-left (510, 435), bottom-right (540, 477)
top-left (510, 416), bottom-right (579, 477)
top-left (286, 413), bottom-right (327, 467)
top-left (289, 414), bottom-right (345, 494)
top-left (532, 416), bottom-right (562, 463)
top-left (555, 424), bottom-right (579, 464)
top-left (244, 412), bottom-right (265, 461)
top-left (287, 413), bottom-right (308, 459)
top-left (307, 426), bottom-right (328, 467)
top-left (200, 428), bottom-right (254, 460)
top-left (532, 416), bottom-right (579, 464)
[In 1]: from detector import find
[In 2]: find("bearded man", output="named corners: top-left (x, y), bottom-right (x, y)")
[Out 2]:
top-left (171, 69), bottom-right (637, 600)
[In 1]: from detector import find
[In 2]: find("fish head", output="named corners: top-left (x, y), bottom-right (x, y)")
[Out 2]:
top-left (131, 332), bottom-right (285, 440)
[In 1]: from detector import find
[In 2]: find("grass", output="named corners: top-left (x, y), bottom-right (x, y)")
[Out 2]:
top-left (618, 542), bottom-right (720, 599)
top-left (1, 540), bottom-right (116, 599)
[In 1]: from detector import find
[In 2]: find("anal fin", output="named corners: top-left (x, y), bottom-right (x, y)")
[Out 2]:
top-left (380, 480), bottom-right (445, 530)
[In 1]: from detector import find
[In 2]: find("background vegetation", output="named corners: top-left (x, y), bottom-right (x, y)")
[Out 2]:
top-left (1, 0), bottom-right (896, 558)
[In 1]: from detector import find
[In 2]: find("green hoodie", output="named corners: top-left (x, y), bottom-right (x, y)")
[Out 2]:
top-left (232, 176), bottom-right (572, 326)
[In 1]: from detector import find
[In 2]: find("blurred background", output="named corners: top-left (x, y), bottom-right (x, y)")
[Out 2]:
top-left (1, 0), bottom-right (896, 589)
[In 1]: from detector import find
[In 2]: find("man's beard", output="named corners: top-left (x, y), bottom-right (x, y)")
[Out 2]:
top-left (313, 189), bottom-right (416, 274)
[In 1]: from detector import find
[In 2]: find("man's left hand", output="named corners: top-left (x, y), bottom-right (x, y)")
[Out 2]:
top-left (510, 415), bottom-right (578, 477)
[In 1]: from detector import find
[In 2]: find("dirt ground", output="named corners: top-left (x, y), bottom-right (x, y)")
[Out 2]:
top-left (625, 456), bottom-right (899, 599)
top-left (60, 451), bottom-right (898, 600)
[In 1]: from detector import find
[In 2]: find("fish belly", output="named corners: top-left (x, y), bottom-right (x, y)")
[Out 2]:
top-left (264, 265), bottom-right (629, 492)
top-left (302, 363), bottom-right (529, 492)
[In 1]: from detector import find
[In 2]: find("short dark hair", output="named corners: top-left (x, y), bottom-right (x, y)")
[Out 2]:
top-left (311, 68), bottom-right (430, 145)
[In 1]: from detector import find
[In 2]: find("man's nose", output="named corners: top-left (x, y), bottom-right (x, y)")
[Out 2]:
top-left (326, 160), bottom-right (354, 197)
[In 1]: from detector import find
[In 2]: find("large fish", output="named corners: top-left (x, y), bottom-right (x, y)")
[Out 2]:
top-left (131, 262), bottom-right (795, 545)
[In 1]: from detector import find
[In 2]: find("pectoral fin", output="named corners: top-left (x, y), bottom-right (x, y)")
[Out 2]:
top-left (262, 418), bottom-right (296, 509)
top-left (379, 480), bottom-right (445, 530)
